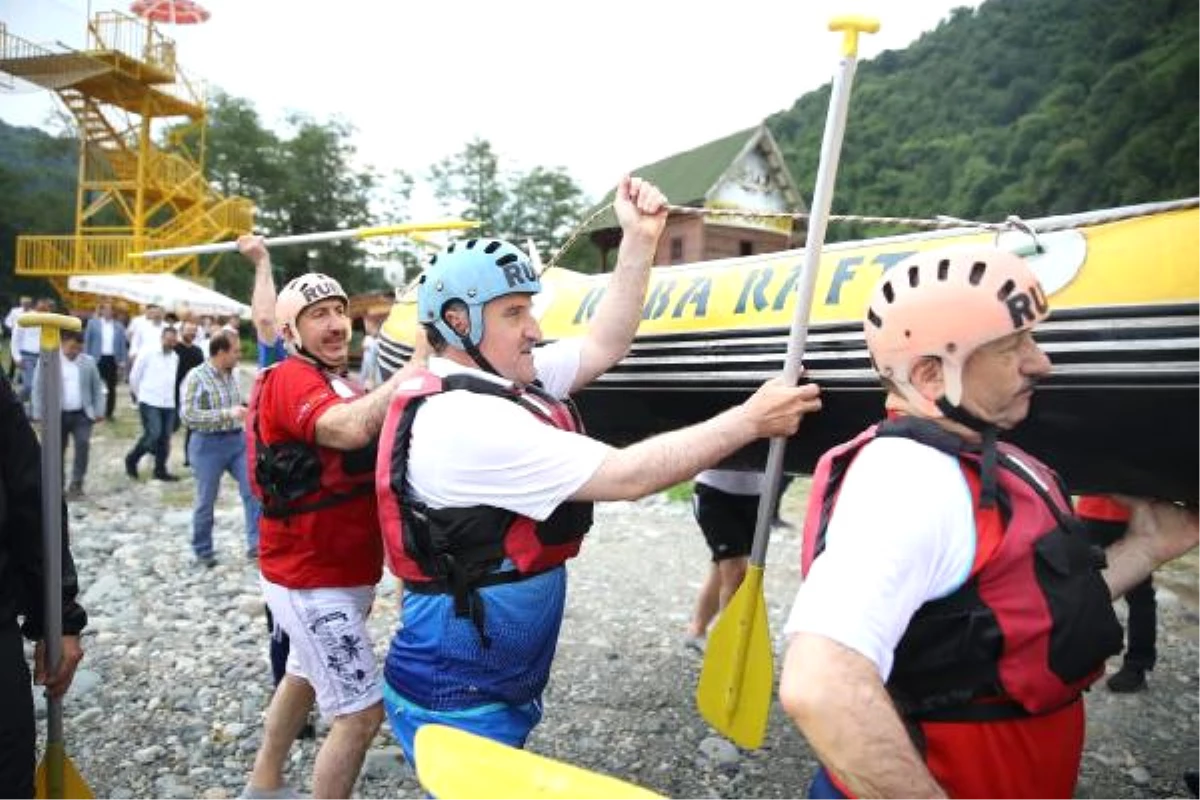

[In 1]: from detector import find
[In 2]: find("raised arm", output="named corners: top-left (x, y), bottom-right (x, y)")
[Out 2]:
top-left (780, 634), bottom-right (947, 799)
top-left (572, 175), bottom-right (668, 392)
top-left (238, 234), bottom-right (278, 346)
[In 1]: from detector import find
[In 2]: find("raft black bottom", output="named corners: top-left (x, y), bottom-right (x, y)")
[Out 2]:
top-left (574, 385), bottom-right (1198, 505)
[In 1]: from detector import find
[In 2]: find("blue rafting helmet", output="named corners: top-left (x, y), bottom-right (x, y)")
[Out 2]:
top-left (417, 238), bottom-right (542, 348)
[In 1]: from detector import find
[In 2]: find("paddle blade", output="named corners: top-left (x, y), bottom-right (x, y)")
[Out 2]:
top-left (695, 566), bottom-right (773, 749)
top-left (414, 724), bottom-right (663, 799)
top-left (35, 743), bottom-right (93, 799)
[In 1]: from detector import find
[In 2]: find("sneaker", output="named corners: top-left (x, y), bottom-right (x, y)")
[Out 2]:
top-left (1107, 664), bottom-right (1147, 693)
top-left (65, 486), bottom-right (85, 502)
top-left (124, 454), bottom-right (139, 479)
top-left (683, 634), bottom-right (706, 654)
top-left (246, 547), bottom-right (259, 561)
top-left (153, 471), bottom-right (180, 482)
top-left (196, 555), bottom-right (218, 569)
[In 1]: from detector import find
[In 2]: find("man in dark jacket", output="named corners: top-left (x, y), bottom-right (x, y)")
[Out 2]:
top-left (0, 373), bottom-right (87, 797)
top-left (174, 321), bottom-right (206, 467)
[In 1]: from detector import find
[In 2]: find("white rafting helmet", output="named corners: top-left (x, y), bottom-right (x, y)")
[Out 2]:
top-left (275, 273), bottom-right (349, 351)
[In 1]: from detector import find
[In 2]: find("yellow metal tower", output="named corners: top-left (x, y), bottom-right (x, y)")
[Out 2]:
top-left (0, 11), bottom-right (252, 304)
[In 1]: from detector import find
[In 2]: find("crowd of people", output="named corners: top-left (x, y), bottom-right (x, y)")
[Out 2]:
top-left (0, 174), bottom-right (1196, 799)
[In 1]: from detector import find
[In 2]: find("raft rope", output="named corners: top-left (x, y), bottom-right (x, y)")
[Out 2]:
top-left (391, 196), bottom-right (1198, 298)
top-left (544, 196), bottom-right (1199, 273)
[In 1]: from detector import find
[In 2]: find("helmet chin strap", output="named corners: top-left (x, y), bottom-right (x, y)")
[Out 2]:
top-left (444, 313), bottom-right (502, 378)
top-left (459, 334), bottom-right (501, 378)
top-left (936, 396), bottom-right (1000, 510)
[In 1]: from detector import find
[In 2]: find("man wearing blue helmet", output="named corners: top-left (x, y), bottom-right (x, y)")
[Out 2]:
top-left (376, 175), bottom-right (824, 761)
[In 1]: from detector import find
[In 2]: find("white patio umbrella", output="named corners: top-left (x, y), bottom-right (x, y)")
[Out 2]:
top-left (67, 273), bottom-right (250, 317)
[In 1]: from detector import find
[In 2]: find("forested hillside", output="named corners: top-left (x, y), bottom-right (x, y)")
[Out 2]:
top-left (0, 121), bottom-right (75, 297)
top-left (769, 0), bottom-right (1198, 231)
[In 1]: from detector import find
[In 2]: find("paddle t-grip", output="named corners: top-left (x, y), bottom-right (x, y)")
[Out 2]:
top-left (829, 15), bottom-right (881, 57)
top-left (17, 312), bottom-right (82, 349)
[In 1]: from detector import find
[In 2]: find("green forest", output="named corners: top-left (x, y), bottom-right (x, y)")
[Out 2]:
top-left (769, 0), bottom-right (1198, 235)
top-left (0, 0), bottom-right (1195, 301)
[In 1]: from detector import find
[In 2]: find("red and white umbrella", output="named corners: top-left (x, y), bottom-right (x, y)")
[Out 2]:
top-left (130, 0), bottom-right (211, 24)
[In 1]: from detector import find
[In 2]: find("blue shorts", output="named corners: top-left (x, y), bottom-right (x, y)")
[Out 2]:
top-left (383, 681), bottom-right (543, 764)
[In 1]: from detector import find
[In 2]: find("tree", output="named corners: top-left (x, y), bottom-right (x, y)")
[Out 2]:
top-left (429, 138), bottom-right (506, 237)
top-left (501, 167), bottom-right (589, 258)
top-left (371, 168), bottom-right (423, 285)
top-left (0, 122), bottom-right (76, 302)
top-left (427, 138), bottom-right (594, 270)
top-left (197, 97), bottom-right (384, 299)
top-left (201, 91), bottom-right (284, 208)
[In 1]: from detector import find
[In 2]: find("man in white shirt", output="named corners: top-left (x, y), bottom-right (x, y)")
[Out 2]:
top-left (125, 325), bottom-right (180, 481)
top-left (126, 303), bottom-right (165, 377)
top-left (779, 247), bottom-right (1198, 799)
top-left (4, 296), bottom-right (32, 382)
top-left (13, 297), bottom-right (52, 407)
top-left (372, 175), bottom-right (824, 769)
top-left (84, 302), bottom-right (128, 420)
top-left (32, 330), bottom-right (105, 500)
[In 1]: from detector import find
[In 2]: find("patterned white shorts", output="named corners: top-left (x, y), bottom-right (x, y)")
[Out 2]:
top-left (260, 577), bottom-right (381, 720)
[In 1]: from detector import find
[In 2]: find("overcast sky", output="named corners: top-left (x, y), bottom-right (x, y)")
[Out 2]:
top-left (2, 0), bottom-right (982, 210)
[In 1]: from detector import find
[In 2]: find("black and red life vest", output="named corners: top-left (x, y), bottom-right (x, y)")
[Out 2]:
top-left (801, 416), bottom-right (1123, 721)
top-left (247, 359), bottom-right (376, 520)
top-left (377, 369), bottom-right (593, 644)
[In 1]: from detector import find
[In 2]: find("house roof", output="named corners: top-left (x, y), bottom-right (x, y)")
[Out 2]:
top-left (579, 126), bottom-right (762, 233)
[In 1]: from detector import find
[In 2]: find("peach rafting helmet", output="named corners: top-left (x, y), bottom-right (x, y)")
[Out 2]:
top-left (863, 246), bottom-right (1050, 417)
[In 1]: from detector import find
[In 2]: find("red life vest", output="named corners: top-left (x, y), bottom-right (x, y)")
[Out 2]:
top-left (247, 359), bottom-right (377, 520)
top-left (801, 416), bottom-right (1123, 721)
top-left (376, 369), bottom-right (593, 644)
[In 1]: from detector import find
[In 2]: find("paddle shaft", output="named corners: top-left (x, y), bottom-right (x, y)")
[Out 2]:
top-left (20, 314), bottom-right (80, 799)
top-left (130, 219), bottom-right (480, 259)
top-left (748, 25), bottom-right (871, 569)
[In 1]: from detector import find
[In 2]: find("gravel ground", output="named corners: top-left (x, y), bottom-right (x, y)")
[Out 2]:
top-left (29, 399), bottom-right (1199, 799)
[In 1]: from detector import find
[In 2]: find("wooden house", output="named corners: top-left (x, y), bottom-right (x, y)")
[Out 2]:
top-left (579, 123), bottom-right (806, 270)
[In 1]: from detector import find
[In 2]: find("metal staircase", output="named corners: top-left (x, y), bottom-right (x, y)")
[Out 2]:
top-left (0, 11), bottom-right (252, 305)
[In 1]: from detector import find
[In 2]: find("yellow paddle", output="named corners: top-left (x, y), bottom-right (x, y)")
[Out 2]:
top-left (414, 724), bottom-right (663, 799)
top-left (127, 218), bottom-right (480, 259)
top-left (19, 313), bottom-right (95, 800)
top-left (696, 15), bottom-right (879, 750)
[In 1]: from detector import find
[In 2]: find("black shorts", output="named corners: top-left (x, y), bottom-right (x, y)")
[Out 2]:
top-left (694, 483), bottom-right (760, 562)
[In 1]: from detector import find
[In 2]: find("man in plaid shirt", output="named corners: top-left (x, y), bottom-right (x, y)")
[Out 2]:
top-left (179, 331), bottom-right (260, 567)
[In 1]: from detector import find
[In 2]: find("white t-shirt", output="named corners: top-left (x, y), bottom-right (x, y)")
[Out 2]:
top-left (128, 316), bottom-right (164, 359)
top-left (60, 356), bottom-right (82, 411)
top-left (4, 306), bottom-right (25, 333)
top-left (129, 348), bottom-right (179, 409)
top-left (99, 319), bottom-right (116, 356)
top-left (696, 468), bottom-right (765, 496)
top-left (407, 340), bottom-right (611, 521)
top-left (783, 436), bottom-right (977, 680)
top-left (16, 323), bottom-right (40, 356)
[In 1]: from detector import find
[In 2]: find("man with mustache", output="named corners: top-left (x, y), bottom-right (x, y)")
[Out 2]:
top-left (236, 234), bottom-right (314, 743)
top-left (779, 246), bottom-right (1198, 798)
top-left (375, 175), bottom-right (823, 763)
top-left (240, 268), bottom-right (427, 799)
